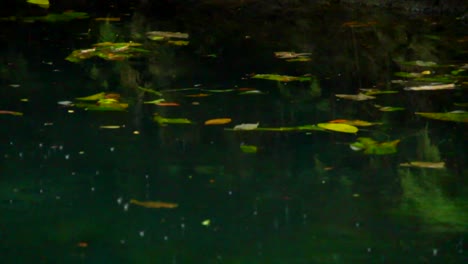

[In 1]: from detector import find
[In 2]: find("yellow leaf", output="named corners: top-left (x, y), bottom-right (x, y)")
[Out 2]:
top-left (76, 92), bottom-right (106, 101)
top-left (99, 125), bottom-right (121, 129)
top-left (317, 123), bottom-right (358, 133)
top-left (27, 0), bottom-right (49, 8)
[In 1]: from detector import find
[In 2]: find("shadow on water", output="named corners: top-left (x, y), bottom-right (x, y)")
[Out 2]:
top-left (0, 1), bottom-right (467, 263)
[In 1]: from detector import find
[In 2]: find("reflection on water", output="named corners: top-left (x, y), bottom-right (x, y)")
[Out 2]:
top-left (1, 1), bottom-right (467, 263)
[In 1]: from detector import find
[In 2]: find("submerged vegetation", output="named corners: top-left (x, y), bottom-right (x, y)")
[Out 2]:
top-left (398, 128), bottom-right (467, 233)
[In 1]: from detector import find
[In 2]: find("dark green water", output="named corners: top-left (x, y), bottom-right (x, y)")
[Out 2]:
top-left (0, 2), bottom-right (467, 263)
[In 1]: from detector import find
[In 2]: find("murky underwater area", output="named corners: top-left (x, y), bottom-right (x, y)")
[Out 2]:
top-left (0, 1), bottom-right (467, 263)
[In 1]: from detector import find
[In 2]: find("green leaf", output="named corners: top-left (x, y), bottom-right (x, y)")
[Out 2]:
top-left (360, 89), bottom-right (398, 95)
top-left (415, 111), bottom-right (468, 123)
top-left (137, 86), bottom-right (163, 96)
top-left (202, 89), bottom-right (235, 93)
top-left (350, 137), bottom-right (400, 155)
top-left (252, 74), bottom-right (313, 82)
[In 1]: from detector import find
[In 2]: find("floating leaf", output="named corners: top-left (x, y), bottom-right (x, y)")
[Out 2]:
top-left (75, 102), bottom-right (128, 111)
top-left (252, 74), bottom-right (312, 82)
top-left (167, 40), bottom-right (189, 46)
top-left (93, 42), bottom-right (142, 47)
top-left (27, 0), bottom-right (49, 8)
top-left (240, 145), bottom-right (258, 153)
top-left (66, 42), bottom-right (148, 62)
top-left (146, 31), bottom-right (189, 40)
top-left (137, 86), bottom-right (163, 96)
top-left (154, 114), bottom-right (192, 126)
top-left (99, 125), bottom-right (122, 129)
top-left (360, 89), bottom-right (398, 95)
top-left (156, 102), bottom-right (180, 106)
top-left (328, 119), bottom-right (382, 127)
top-left (297, 124), bottom-right (325, 131)
top-left (204, 118), bottom-right (232, 125)
top-left (202, 89), bottom-right (235, 93)
top-left (274, 51), bottom-right (312, 62)
top-left (75, 92), bottom-right (106, 101)
top-left (350, 137), bottom-right (400, 155)
top-left (317, 123), bottom-right (358, 133)
top-left (233, 123), bottom-right (259, 130)
top-left (415, 111), bottom-right (468, 122)
top-left (451, 69), bottom-right (466, 75)
top-left (414, 75), bottom-right (455, 83)
top-left (224, 124), bottom-right (323, 132)
top-left (239, 90), bottom-right (265, 95)
top-left (144, 99), bottom-right (166, 104)
top-left (335, 93), bottom-right (376, 101)
top-left (375, 105), bottom-right (405, 112)
top-left (130, 199), bottom-right (178, 209)
top-left (399, 161), bottom-right (445, 169)
top-left (274, 51), bottom-right (312, 59)
top-left (404, 83), bottom-right (455, 91)
top-left (57, 100), bottom-right (73, 106)
top-left (98, 98), bottom-right (119, 105)
top-left (0, 110), bottom-right (23, 116)
top-left (144, 99), bottom-right (179, 106)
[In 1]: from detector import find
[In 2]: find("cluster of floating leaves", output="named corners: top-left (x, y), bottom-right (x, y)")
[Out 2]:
top-left (2, 21), bottom-right (466, 166)
top-left (65, 42), bottom-right (150, 62)
top-left (58, 92), bottom-right (128, 111)
top-left (392, 60), bottom-right (468, 122)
